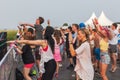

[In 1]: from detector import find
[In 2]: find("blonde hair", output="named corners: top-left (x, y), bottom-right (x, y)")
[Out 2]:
top-left (78, 29), bottom-right (90, 40)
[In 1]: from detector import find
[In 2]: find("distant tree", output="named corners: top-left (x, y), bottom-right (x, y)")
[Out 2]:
top-left (63, 23), bottom-right (68, 26)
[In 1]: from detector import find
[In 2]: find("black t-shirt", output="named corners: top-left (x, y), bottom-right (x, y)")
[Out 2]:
top-left (34, 24), bottom-right (43, 40)
top-left (65, 33), bottom-right (70, 50)
top-left (65, 33), bottom-right (77, 49)
top-left (22, 44), bottom-right (35, 64)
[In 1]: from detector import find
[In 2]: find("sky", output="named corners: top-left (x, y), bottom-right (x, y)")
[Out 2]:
top-left (0, 0), bottom-right (120, 30)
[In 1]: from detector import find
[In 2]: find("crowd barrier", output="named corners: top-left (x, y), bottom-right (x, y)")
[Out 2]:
top-left (0, 32), bottom-right (39, 80)
top-left (0, 47), bottom-right (16, 80)
top-left (0, 32), bottom-right (16, 80)
top-left (0, 32), bottom-right (7, 61)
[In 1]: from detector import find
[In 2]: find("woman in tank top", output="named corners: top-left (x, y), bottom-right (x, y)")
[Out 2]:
top-left (93, 18), bottom-right (111, 80)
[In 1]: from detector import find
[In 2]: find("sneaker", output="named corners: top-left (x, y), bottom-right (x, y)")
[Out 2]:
top-left (71, 74), bottom-right (75, 77)
top-left (109, 68), bottom-right (112, 72)
top-left (67, 64), bottom-right (74, 69)
top-left (59, 64), bottom-right (62, 67)
top-left (95, 71), bottom-right (101, 76)
top-left (111, 67), bottom-right (117, 72)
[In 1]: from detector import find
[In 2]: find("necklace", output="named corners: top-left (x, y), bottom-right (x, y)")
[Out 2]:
top-left (79, 40), bottom-right (87, 46)
top-left (82, 40), bottom-right (87, 43)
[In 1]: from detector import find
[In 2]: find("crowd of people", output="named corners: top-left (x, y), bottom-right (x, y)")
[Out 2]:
top-left (8, 17), bottom-right (120, 80)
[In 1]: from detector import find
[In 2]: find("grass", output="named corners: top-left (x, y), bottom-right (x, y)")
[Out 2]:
top-left (0, 30), bottom-right (17, 40)
top-left (7, 30), bottom-right (17, 40)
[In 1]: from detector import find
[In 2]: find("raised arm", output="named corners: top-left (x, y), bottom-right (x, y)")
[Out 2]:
top-left (93, 18), bottom-right (106, 38)
top-left (20, 23), bottom-right (34, 27)
top-left (16, 40), bottom-right (47, 46)
top-left (47, 19), bottom-right (50, 26)
top-left (69, 32), bottom-right (76, 56)
top-left (93, 18), bottom-right (113, 39)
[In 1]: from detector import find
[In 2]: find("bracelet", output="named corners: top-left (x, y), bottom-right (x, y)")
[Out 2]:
top-left (69, 41), bottom-right (73, 44)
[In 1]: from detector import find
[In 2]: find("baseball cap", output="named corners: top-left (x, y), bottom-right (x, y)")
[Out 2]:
top-left (79, 22), bottom-right (86, 29)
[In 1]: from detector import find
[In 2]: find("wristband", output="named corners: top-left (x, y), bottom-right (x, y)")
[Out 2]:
top-left (69, 41), bottom-right (73, 44)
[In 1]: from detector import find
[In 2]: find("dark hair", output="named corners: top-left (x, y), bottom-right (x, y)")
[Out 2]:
top-left (68, 26), bottom-right (72, 32)
top-left (54, 30), bottom-right (61, 44)
top-left (72, 24), bottom-right (79, 29)
top-left (44, 26), bottom-right (55, 53)
top-left (39, 17), bottom-right (44, 24)
top-left (27, 28), bottom-right (34, 34)
top-left (92, 29), bottom-right (97, 32)
top-left (23, 34), bottom-right (34, 40)
top-left (112, 23), bottom-right (117, 29)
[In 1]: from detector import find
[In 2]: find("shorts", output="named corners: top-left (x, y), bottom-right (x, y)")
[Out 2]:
top-left (109, 44), bottom-right (117, 53)
top-left (100, 52), bottom-right (110, 64)
top-left (93, 48), bottom-right (100, 60)
top-left (24, 63), bottom-right (34, 68)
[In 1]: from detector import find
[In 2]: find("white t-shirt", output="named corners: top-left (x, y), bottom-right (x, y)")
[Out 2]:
top-left (39, 45), bottom-right (54, 73)
top-left (109, 29), bottom-right (119, 45)
top-left (75, 41), bottom-right (94, 80)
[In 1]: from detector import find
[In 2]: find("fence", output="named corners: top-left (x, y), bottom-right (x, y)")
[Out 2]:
top-left (0, 32), bottom-right (39, 80)
top-left (0, 47), bottom-right (16, 80)
top-left (0, 32), bottom-right (7, 61)
top-left (0, 32), bottom-right (16, 80)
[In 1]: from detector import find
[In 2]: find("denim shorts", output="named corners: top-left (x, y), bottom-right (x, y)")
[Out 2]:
top-left (100, 52), bottom-right (110, 64)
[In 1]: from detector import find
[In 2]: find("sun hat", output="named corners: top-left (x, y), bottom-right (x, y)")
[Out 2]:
top-left (62, 23), bottom-right (68, 29)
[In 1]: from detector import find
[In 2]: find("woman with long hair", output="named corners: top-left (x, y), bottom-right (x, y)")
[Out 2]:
top-left (10, 33), bottom-right (35, 80)
top-left (52, 30), bottom-right (62, 77)
top-left (8, 26), bottom-right (56, 80)
top-left (69, 28), bottom-right (94, 80)
top-left (93, 18), bottom-right (111, 80)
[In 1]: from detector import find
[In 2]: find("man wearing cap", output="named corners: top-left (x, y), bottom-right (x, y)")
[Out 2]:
top-left (79, 22), bottom-right (86, 29)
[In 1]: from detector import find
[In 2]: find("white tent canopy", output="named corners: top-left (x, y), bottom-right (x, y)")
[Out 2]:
top-left (98, 11), bottom-right (113, 26)
top-left (85, 12), bottom-right (97, 28)
top-left (85, 12), bottom-right (97, 25)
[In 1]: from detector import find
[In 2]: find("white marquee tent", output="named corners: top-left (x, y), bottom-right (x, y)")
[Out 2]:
top-left (98, 11), bottom-right (113, 26)
top-left (85, 12), bottom-right (97, 28)
top-left (85, 12), bottom-right (97, 25)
